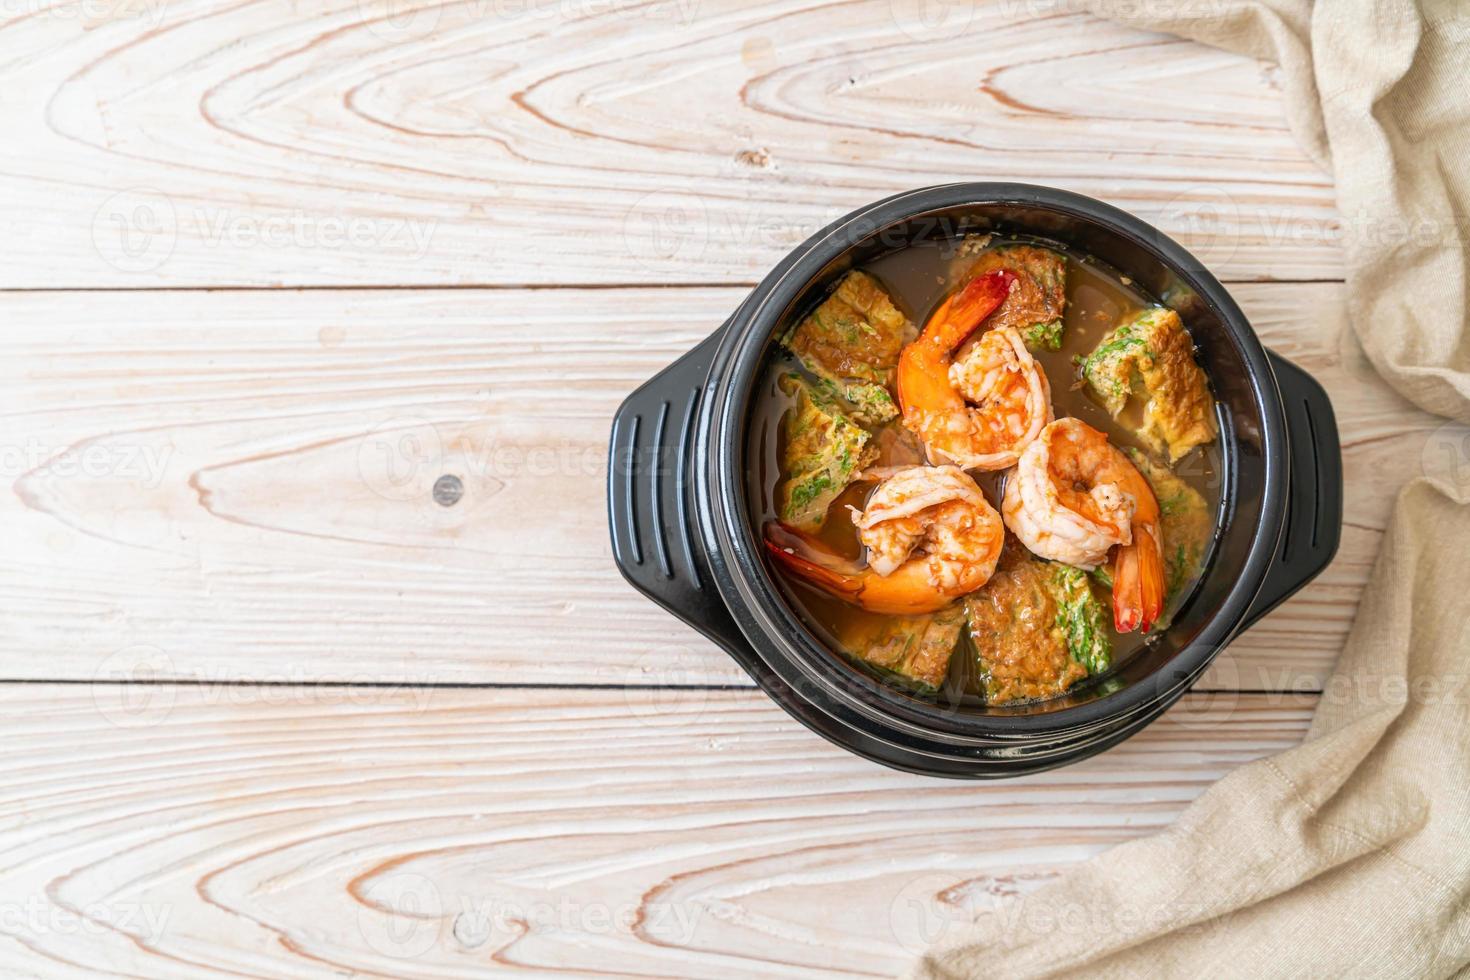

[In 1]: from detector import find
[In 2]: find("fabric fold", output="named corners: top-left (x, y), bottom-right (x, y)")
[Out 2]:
top-left (908, 480), bottom-right (1470, 977)
top-left (1077, 0), bottom-right (1470, 422)
top-left (907, 5), bottom-right (1470, 974)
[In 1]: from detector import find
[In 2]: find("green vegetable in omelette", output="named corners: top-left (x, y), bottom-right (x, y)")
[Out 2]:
top-left (961, 541), bottom-right (1110, 705)
top-left (1080, 306), bottom-right (1218, 461)
top-left (776, 374), bottom-right (876, 532)
top-left (1024, 318), bottom-right (1064, 351)
top-left (779, 271), bottom-right (908, 424)
top-left (1049, 564), bottom-right (1111, 675)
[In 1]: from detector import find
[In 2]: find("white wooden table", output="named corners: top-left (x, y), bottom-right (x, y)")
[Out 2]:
top-left (0, 1), bottom-right (1445, 975)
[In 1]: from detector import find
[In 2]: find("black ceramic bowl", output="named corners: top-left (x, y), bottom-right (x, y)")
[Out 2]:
top-left (608, 183), bottom-right (1340, 778)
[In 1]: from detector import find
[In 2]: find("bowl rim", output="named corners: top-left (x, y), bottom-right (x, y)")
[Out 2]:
top-left (697, 182), bottom-right (1288, 740)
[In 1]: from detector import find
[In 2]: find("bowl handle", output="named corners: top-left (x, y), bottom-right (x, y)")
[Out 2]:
top-left (1242, 351), bottom-right (1344, 629)
top-left (607, 326), bottom-right (752, 655)
top-left (608, 340), bottom-right (1341, 647)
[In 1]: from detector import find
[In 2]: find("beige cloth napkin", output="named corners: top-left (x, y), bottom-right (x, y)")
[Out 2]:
top-left (908, 3), bottom-right (1470, 977)
top-left (1078, 0), bottom-right (1469, 423)
top-left (908, 479), bottom-right (1470, 977)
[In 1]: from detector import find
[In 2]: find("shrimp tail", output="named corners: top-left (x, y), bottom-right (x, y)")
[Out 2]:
top-left (923, 270), bottom-right (1016, 351)
top-left (763, 520), bottom-right (974, 616)
top-left (763, 523), bottom-right (865, 602)
top-left (1112, 525), bottom-right (1165, 633)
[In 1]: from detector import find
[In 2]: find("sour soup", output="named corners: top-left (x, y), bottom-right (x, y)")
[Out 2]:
top-left (747, 235), bottom-right (1223, 709)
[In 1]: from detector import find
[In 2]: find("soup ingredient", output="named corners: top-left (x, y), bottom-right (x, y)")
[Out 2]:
top-left (898, 272), bottom-right (1053, 470)
top-left (765, 465), bottom-right (1004, 615)
top-left (1001, 419), bottom-right (1134, 566)
top-left (776, 374), bottom-right (877, 532)
top-left (837, 604), bottom-right (966, 690)
top-left (780, 271), bottom-right (908, 423)
top-left (755, 235), bottom-right (1223, 708)
top-left (1127, 448), bottom-right (1212, 622)
top-left (962, 542), bottom-right (1108, 703)
top-left (1002, 418), bottom-right (1165, 632)
top-left (1051, 564), bottom-right (1111, 674)
top-left (1080, 306), bottom-right (1218, 461)
top-left (958, 243), bottom-right (1068, 350)
top-left (950, 325), bottom-right (1055, 440)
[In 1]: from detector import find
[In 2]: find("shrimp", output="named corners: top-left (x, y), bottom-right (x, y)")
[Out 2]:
top-left (1001, 418), bottom-right (1165, 633)
top-left (897, 271), bottom-right (1054, 471)
top-left (765, 465), bottom-right (1004, 616)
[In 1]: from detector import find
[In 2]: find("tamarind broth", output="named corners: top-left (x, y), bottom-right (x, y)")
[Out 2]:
top-left (746, 237), bottom-right (1224, 709)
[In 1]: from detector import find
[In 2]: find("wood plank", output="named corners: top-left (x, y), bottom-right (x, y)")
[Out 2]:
top-left (0, 0), bottom-right (1340, 288)
top-left (0, 685), bottom-right (1314, 978)
top-left (0, 282), bottom-right (1445, 690)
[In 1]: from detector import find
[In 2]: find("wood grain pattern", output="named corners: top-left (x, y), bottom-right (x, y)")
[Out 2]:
top-left (0, 685), bottom-right (1313, 978)
top-left (0, 4), bottom-right (1380, 975)
top-left (0, 0), bottom-right (1341, 288)
top-left (1, 282), bottom-right (1446, 690)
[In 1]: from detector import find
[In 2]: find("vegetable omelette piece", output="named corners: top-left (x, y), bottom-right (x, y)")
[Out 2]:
top-left (779, 271), bottom-right (907, 423)
top-left (1127, 448), bottom-right (1213, 623)
top-left (963, 540), bottom-right (1110, 704)
top-left (1050, 564), bottom-right (1111, 675)
top-left (776, 374), bottom-right (877, 532)
top-left (837, 604), bottom-right (966, 690)
top-left (959, 243), bottom-right (1068, 351)
top-left (1080, 306), bottom-right (1218, 461)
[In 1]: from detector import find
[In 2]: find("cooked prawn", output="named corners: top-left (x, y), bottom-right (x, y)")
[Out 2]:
top-left (897, 271), bottom-right (1053, 471)
top-left (1002, 418), bottom-right (1165, 633)
top-left (765, 465), bottom-right (1004, 616)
